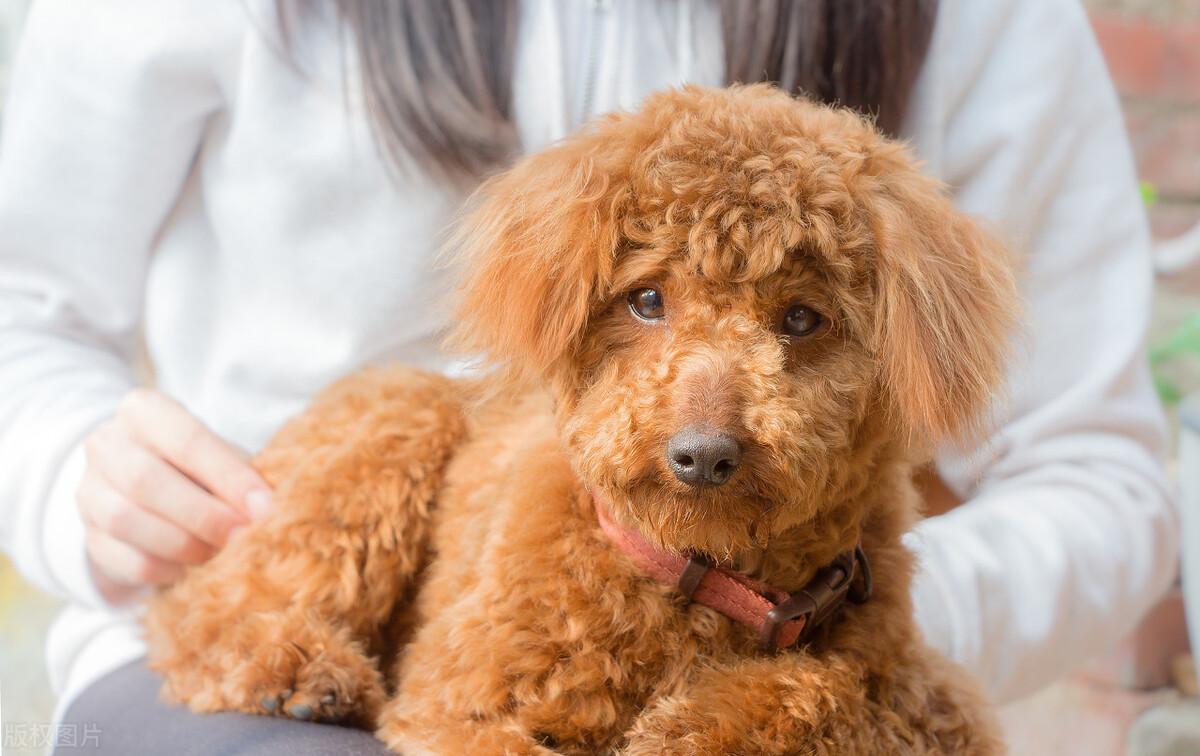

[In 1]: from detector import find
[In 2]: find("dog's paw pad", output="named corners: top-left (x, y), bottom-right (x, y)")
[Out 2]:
top-left (258, 688), bottom-right (292, 715)
top-left (230, 623), bottom-right (383, 724)
top-left (257, 687), bottom-right (339, 722)
top-left (262, 681), bottom-right (358, 723)
top-left (287, 703), bottom-right (313, 721)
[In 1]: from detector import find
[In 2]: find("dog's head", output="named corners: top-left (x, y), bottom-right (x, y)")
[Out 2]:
top-left (450, 85), bottom-right (1016, 557)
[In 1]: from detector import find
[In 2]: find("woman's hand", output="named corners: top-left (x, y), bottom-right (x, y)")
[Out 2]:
top-left (79, 388), bottom-right (273, 603)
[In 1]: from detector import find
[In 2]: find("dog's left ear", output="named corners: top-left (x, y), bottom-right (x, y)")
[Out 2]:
top-left (447, 138), bottom-right (623, 381)
top-left (860, 151), bottom-right (1018, 442)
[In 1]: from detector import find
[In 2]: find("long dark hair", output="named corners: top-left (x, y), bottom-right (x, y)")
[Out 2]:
top-left (280, 1), bottom-right (938, 181)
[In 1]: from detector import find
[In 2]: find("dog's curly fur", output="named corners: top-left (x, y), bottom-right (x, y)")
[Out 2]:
top-left (145, 85), bottom-right (1016, 754)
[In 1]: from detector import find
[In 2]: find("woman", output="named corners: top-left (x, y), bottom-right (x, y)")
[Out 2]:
top-left (0, 0), bottom-right (1176, 753)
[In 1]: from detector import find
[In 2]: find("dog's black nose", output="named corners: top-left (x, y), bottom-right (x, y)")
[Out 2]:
top-left (667, 425), bottom-right (742, 487)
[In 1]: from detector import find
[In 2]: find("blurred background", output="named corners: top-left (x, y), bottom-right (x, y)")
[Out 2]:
top-left (0, 0), bottom-right (1197, 754)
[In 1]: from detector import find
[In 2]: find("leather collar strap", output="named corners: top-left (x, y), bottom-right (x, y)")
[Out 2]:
top-left (593, 494), bottom-right (871, 651)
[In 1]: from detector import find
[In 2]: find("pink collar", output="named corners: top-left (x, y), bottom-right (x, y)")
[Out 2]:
top-left (593, 492), bottom-right (870, 651)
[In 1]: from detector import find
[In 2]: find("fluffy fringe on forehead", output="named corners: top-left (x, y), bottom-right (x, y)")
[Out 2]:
top-left (618, 86), bottom-right (884, 286)
top-left (446, 83), bottom-right (1017, 443)
top-left (444, 85), bottom-right (880, 367)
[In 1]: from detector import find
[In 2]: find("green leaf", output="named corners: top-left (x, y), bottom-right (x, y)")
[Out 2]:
top-left (1150, 314), bottom-right (1200, 404)
top-left (1140, 181), bottom-right (1159, 208)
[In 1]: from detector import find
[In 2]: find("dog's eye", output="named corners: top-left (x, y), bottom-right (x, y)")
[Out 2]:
top-left (782, 304), bottom-right (824, 337)
top-left (628, 288), bottom-right (665, 321)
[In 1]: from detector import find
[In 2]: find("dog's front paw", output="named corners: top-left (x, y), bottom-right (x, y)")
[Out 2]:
top-left (620, 692), bottom-right (814, 756)
top-left (160, 608), bottom-right (386, 726)
top-left (228, 611), bottom-right (385, 726)
top-left (619, 703), bottom-right (731, 756)
top-left (619, 725), bottom-right (722, 755)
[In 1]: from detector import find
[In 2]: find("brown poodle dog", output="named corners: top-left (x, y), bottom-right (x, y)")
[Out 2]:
top-left (145, 84), bottom-right (1016, 754)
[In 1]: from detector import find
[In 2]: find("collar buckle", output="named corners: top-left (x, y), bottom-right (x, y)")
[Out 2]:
top-left (759, 547), bottom-right (868, 652)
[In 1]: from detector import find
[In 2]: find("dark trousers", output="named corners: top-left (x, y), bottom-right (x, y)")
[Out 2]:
top-left (56, 660), bottom-right (390, 755)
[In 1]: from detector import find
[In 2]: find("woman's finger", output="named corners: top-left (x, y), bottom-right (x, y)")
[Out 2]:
top-left (79, 478), bottom-right (216, 566)
top-left (84, 529), bottom-right (184, 588)
top-left (116, 389), bottom-right (272, 519)
top-left (91, 437), bottom-right (247, 548)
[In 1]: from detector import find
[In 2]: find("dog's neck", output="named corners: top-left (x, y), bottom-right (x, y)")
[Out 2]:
top-left (586, 452), bottom-right (916, 595)
top-left (730, 522), bottom-right (862, 590)
top-left (589, 490), bottom-right (869, 595)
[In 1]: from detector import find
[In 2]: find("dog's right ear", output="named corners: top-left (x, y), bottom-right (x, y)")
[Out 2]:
top-left (447, 137), bottom-right (623, 381)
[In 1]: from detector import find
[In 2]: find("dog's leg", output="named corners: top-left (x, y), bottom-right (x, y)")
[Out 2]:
top-left (617, 653), bottom-right (855, 756)
top-left (619, 648), bottom-right (1002, 756)
top-left (374, 457), bottom-right (685, 755)
top-left (878, 646), bottom-right (1004, 756)
top-left (374, 570), bottom-right (593, 755)
top-left (144, 367), bottom-right (467, 727)
top-left (375, 600), bottom-right (563, 755)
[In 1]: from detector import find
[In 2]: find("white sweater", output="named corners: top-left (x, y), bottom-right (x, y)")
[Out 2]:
top-left (0, 0), bottom-right (1178, 711)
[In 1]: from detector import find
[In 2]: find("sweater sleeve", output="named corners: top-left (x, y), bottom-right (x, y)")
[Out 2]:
top-left (905, 0), bottom-right (1179, 701)
top-left (0, 0), bottom-right (240, 606)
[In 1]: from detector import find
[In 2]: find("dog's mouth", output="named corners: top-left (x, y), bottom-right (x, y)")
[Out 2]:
top-left (604, 470), bottom-right (785, 555)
